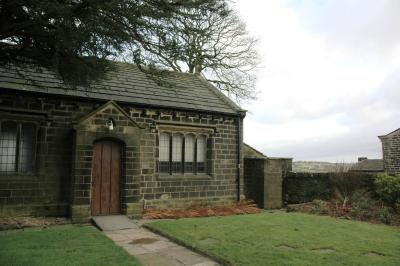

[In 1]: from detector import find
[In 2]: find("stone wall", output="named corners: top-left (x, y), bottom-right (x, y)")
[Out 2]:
top-left (0, 93), bottom-right (77, 216)
top-left (380, 129), bottom-right (400, 175)
top-left (264, 158), bottom-right (292, 209)
top-left (243, 158), bottom-right (264, 208)
top-left (0, 91), bottom-right (243, 219)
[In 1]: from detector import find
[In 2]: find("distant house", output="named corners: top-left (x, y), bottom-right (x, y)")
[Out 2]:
top-left (0, 62), bottom-right (246, 221)
top-left (379, 128), bottom-right (400, 175)
top-left (350, 157), bottom-right (384, 173)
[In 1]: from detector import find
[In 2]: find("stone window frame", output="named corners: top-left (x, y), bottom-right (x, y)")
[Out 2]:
top-left (158, 132), bottom-right (208, 176)
top-left (0, 118), bottom-right (39, 177)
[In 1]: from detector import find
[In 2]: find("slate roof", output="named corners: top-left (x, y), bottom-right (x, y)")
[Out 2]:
top-left (0, 62), bottom-right (244, 115)
top-left (243, 143), bottom-right (267, 159)
top-left (350, 159), bottom-right (384, 172)
top-left (378, 128), bottom-right (400, 139)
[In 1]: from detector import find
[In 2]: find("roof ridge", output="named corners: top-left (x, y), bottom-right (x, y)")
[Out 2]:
top-left (114, 61), bottom-right (198, 77)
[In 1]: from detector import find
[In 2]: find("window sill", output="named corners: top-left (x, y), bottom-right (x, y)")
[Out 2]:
top-left (157, 173), bottom-right (212, 180)
top-left (0, 174), bottom-right (38, 182)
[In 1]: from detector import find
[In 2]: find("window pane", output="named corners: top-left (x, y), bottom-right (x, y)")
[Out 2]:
top-left (159, 161), bottom-right (170, 174)
top-left (19, 123), bottom-right (36, 174)
top-left (197, 136), bottom-right (206, 173)
top-left (0, 121), bottom-right (18, 175)
top-left (159, 133), bottom-right (170, 173)
top-left (172, 134), bottom-right (182, 173)
top-left (184, 135), bottom-right (195, 173)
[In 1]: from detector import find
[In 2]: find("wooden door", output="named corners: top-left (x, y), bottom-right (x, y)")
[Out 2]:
top-left (91, 140), bottom-right (121, 216)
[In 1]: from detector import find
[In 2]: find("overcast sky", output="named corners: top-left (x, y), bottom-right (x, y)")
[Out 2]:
top-left (234, 0), bottom-right (400, 162)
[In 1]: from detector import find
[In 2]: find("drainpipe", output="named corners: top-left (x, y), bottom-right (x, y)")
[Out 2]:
top-left (236, 114), bottom-right (243, 202)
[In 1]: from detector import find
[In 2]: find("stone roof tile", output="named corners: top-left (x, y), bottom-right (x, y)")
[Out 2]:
top-left (351, 159), bottom-right (384, 172)
top-left (0, 62), bottom-right (244, 115)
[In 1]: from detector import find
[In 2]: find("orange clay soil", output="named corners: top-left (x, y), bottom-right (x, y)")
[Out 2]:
top-left (143, 201), bottom-right (261, 219)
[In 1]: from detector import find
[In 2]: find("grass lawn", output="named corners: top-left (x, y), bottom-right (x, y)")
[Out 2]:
top-left (0, 225), bottom-right (140, 266)
top-left (146, 212), bottom-right (400, 266)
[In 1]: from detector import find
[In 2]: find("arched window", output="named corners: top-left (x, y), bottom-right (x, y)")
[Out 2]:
top-left (184, 135), bottom-right (195, 173)
top-left (196, 135), bottom-right (206, 173)
top-left (159, 133), bottom-right (170, 173)
top-left (172, 134), bottom-right (183, 173)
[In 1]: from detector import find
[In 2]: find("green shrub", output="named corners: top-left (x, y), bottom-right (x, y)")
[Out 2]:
top-left (349, 190), bottom-right (376, 220)
top-left (375, 173), bottom-right (400, 208)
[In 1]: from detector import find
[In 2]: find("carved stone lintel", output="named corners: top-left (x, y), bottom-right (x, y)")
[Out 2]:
top-left (156, 121), bottom-right (216, 136)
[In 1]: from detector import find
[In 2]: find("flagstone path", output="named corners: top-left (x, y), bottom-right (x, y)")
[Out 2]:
top-left (101, 219), bottom-right (219, 266)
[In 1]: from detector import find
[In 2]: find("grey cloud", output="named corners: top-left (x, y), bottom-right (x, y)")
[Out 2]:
top-left (296, 0), bottom-right (400, 60)
top-left (246, 67), bottom-right (400, 162)
top-left (241, 0), bottom-right (400, 161)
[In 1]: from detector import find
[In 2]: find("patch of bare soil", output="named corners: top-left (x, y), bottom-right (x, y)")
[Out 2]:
top-left (363, 251), bottom-right (385, 257)
top-left (287, 200), bottom-right (400, 226)
top-left (311, 248), bottom-right (336, 253)
top-left (143, 201), bottom-right (261, 219)
top-left (0, 216), bottom-right (70, 231)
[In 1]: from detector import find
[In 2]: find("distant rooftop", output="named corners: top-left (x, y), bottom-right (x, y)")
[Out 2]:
top-left (350, 158), bottom-right (384, 172)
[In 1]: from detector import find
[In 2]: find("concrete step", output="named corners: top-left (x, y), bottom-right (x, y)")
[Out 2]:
top-left (92, 215), bottom-right (138, 231)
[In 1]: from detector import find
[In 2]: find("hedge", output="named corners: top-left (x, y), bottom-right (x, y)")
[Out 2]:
top-left (283, 172), bottom-right (377, 204)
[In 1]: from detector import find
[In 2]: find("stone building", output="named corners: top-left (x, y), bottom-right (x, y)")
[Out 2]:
top-left (0, 62), bottom-right (245, 221)
top-left (379, 128), bottom-right (400, 175)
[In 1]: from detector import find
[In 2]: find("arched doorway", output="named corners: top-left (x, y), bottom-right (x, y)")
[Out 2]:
top-left (91, 140), bottom-right (121, 216)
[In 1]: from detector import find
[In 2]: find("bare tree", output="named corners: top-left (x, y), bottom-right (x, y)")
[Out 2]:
top-left (131, 3), bottom-right (260, 101)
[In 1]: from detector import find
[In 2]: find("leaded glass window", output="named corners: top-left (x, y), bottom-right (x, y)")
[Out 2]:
top-left (159, 133), bottom-right (170, 173)
top-left (196, 135), bottom-right (206, 173)
top-left (184, 135), bottom-right (195, 173)
top-left (158, 133), bottom-right (208, 175)
top-left (0, 121), bottom-right (37, 175)
top-left (172, 134), bottom-right (183, 173)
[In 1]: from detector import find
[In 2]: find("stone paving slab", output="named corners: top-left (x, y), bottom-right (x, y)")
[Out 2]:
top-left (92, 215), bottom-right (138, 231)
top-left (161, 246), bottom-right (209, 265)
top-left (102, 219), bottom-right (219, 266)
top-left (135, 253), bottom-right (185, 266)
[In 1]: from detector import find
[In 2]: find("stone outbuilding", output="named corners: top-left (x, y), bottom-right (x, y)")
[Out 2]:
top-left (379, 128), bottom-right (400, 175)
top-left (242, 143), bottom-right (292, 209)
top-left (0, 62), bottom-right (246, 221)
